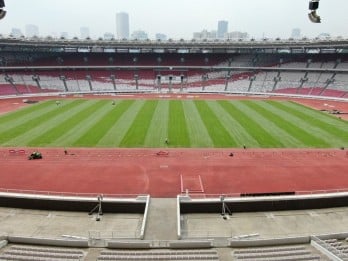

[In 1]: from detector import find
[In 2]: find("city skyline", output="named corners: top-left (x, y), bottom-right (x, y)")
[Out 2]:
top-left (0, 0), bottom-right (348, 39)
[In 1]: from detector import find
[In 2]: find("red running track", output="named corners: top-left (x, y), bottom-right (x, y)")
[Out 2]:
top-left (1, 148), bottom-right (348, 197)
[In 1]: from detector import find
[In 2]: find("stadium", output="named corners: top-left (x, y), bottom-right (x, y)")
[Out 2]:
top-left (0, 24), bottom-right (348, 261)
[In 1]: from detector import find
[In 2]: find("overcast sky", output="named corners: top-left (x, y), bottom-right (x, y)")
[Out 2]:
top-left (1, 0), bottom-right (348, 39)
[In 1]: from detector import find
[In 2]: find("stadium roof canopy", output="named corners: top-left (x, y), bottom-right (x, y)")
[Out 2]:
top-left (1, 37), bottom-right (348, 54)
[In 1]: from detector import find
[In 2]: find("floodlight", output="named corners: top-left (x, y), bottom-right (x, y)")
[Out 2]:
top-left (308, 10), bottom-right (321, 23)
top-left (308, 0), bottom-right (321, 23)
top-left (0, 0), bottom-right (6, 20)
top-left (0, 9), bottom-right (6, 20)
top-left (309, 0), bottom-right (319, 10)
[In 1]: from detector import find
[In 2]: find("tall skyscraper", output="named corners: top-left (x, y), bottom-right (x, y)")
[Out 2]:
top-left (25, 24), bottom-right (39, 37)
top-left (116, 12), bottom-right (129, 39)
top-left (217, 20), bottom-right (228, 39)
top-left (80, 27), bottom-right (90, 39)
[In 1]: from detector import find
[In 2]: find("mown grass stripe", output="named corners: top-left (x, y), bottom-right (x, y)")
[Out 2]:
top-left (168, 100), bottom-right (190, 147)
top-left (27, 100), bottom-right (105, 146)
top-left (182, 100), bottom-right (214, 147)
top-left (0, 100), bottom-right (84, 145)
top-left (206, 100), bottom-right (239, 147)
top-left (97, 100), bottom-right (144, 147)
top-left (49, 101), bottom-right (119, 147)
top-left (273, 101), bottom-right (348, 142)
top-left (0, 101), bottom-right (55, 126)
top-left (209, 101), bottom-right (259, 147)
top-left (243, 100), bottom-right (330, 147)
top-left (72, 100), bottom-right (133, 147)
top-left (144, 100), bottom-right (169, 147)
top-left (231, 101), bottom-right (298, 147)
top-left (286, 101), bottom-right (348, 129)
top-left (194, 100), bottom-right (236, 147)
top-left (260, 101), bottom-right (347, 147)
top-left (1, 98), bottom-right (345, 148)
top-left (0, 101), bottom-right (66, 133)
top-left (119, 100), bottom-right (158, 147)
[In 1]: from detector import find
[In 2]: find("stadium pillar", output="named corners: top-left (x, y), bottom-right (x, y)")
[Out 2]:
top-left (334, 59), bottom-right (341, 69)
top-left (32, 75), bottom-right (42, 90)
top-left (180, 74), bottom-right (184, 92)
top-left (134, 74), bottom-right (139, 90)
top-left (298, 77), bottom-right (308, 94)
top-left (224, 71), bottom-right (231, 91)
top-left (272, 76), bottom-right (281, 92)
top-left (202, 74), bottom-right (208, 91)
top-left (319, 77), bottom-right (335, 96)
top-left (247, 76), bottom-right (256, 92)
top-left (169, 75), bottom-right (173, 92)
top-left (156, 74), bottom-right (161, 92)
top-left (59, 75), bottom-right (69, 92)
top-left (86, 75), bottom-right (93, 91)
top-left (110, 75), bottom-right (117, 90)
top-left (5, 75), bottom-right (19, 94)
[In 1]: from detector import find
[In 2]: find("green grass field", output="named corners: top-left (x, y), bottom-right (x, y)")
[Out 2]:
top-left (0, 99), bottom-right (347, 148)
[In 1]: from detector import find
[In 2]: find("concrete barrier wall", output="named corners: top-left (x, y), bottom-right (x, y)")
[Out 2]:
top-left (107, 240), bottom-right (151, 249)
top-left (169, 240), bottom-right (213, 249)
top-left (229, 236), bottom-right (310, 248)
top-left (0, 196), bottom-right (145, 213)
top-left (315, 232), bottom-right (348, 240)
top-left (0, 240), bottom-right (8, 249)
top-left (7, 236), bottom-right (89, 248)
top-left (180, 194), bottom-right (348, 213)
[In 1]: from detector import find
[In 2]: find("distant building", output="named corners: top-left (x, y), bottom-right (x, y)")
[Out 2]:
top-left (11, 28), bottom-right (22, 38)
top-left (131, 30), bottom-right (148, 40)
top-left (155, 33), bottom-right (167, 41)
top-left (25, 24), bottom-right (39, 38)
top-left (225, 31), bottom-right (249, 40)
top-left (80, 27), bottom-right (90, 39)
top-left (116, 12), bottom-right (129, 39)
top-left (104, 32), bottom-right (115, 40)
top-left (318, 33), bottom-right (331, 39)
top-left (60, 32), bottom-right (69, 39)
top-left (193, 29), bottom-right (217, 40)
top-left (217, 20), bottom-right (228, 39)
top-left (291, 28), bottom-right (301, 39)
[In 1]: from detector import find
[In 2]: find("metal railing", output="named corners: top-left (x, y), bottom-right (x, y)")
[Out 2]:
top-left (179, 189), bottom-right (348, 200)
top-left (0, 188), bottom-right (143, 199)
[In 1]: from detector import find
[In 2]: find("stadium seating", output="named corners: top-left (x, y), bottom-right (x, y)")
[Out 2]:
top-left (97, 249), bottom-right (219, 261)
top-left (233, 245), bottom-right (322, 260)
top-left (0, 245), bottom-right (85, 261)
top-left (0, 52), bottom-right (347, 97)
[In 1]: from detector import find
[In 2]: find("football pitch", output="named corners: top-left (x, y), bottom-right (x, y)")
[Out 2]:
top-left (0, 99), bottom-right (347, 148)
